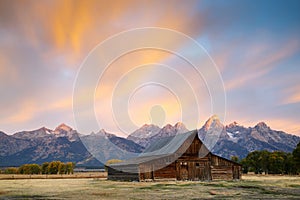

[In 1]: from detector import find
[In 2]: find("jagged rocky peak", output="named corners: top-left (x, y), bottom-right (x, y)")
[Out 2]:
top-left (203, 115), bottom-right (224, 131)
top-left (174, 122), bottom-right (189, 133)
top-left (95, 129), bottom-right (116, 138)
top-left (163, 124), bottom-right (173, 129)
top-left (32, 127), bottom-right (52, 134)
top-left (140, 124), bottom-right (161, 132)
top-left (256, 121), bottom-right (268, 127)
top-left (39, 127), bottom-right (50, 131)
top-left (174, 122), bottom-right (185, 128)
top-left (13, 127), bottom-right (52, 139)
top-left (255, 122), bottom-right (270, 131)
top-left (127, 124), bottom-right (161, 139)
top-left (55, 123), bottom-right (72, 132)
top-left (227, 121), bottom-right (239, 128)
top-left (141, 124), bottom-right (156, 128)
top-left (97, 129), bottom-right (107, 135)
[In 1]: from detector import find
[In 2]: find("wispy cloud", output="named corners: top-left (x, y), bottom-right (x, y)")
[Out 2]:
top-left (0, 0), bottom-right (300, 136)
top-left (281, 85), bottom-right (300, 105)
top-left (224, 38), bottom-right (300, 91)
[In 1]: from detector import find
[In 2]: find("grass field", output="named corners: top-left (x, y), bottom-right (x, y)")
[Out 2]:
top-left (0, 175), bottom-right (299, 199)
top-left (0, 172), bottom-right (107, 180)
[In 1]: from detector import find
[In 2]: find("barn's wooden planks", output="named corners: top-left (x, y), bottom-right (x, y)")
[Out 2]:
top-left (107, 166), bottom-right (139, 181)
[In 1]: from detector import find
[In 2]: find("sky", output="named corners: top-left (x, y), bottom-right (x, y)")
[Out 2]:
top-left (0, 0), bottom-right (300, 136)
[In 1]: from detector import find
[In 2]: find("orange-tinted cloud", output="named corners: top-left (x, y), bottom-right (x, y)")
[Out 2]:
top-left (0, 54), bottom-right (19, 81)
top-left (281, 85), bottom-right (300, 105)
top-left (224, 39), bottom-right (300, 91)
top-left (1, 100), bottom-right (36, 124)
top-left (0, 96), bottom-right (72, 125)
top-left (0, 0), bottom-right (202, 67)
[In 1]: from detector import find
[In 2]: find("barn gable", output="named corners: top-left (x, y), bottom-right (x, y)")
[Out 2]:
top-left (107, 130), bottom-right (241, 181)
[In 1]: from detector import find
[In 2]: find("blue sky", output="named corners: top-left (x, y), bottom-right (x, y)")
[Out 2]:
top-left (0, 0), bottom-right (299, 136)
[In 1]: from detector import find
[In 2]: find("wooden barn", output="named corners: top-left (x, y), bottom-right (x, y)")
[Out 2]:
top-left (107, 130), bottom-right (241, 181)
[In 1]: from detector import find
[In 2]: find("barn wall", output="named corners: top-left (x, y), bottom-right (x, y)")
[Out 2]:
top-left (175, 158), bottom-right (212, 181)
top-left (175, 136), bottom-right (242, 181)
top-left (175, 136), bottom-right (212, 181)
top-left (107, 165), bottom-right (139, 181)
top-left (177, 134), bottom-right (203, 156)
top-left (153, 162), bottom-right (176, 180)
top-left (210, 154), bottom-right (241, 180)
top-left (139, 156), bottom-right (177, 181)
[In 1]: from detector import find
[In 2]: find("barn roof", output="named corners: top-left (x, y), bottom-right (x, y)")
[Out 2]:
top-left (141, 130), bottom-right (197, 156)
top-left (109, 130), bottom-right (197, 166)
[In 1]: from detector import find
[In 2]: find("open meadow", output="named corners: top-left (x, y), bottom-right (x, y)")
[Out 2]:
top-left (0, 174), bottom-right (299, 199)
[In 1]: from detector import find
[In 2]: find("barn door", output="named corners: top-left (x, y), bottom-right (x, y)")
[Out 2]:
top-left (195, 162), bottom-right (211, 181)
top-left (233, 165), bottom-right (240, 179)
top-left (196, 166), bottom-right (205, 181)
top-left (179, 162), bottom-right (188, 180)
top-left (204, 163), bottom-right (211, 181)
top-left (144, 165), bottom-right (153, 180)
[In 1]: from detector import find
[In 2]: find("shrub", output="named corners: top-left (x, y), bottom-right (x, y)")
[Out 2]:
top-left (19, 164), bottom-right (41, 174)
top-left (4, 167), bottom-right (19, 174)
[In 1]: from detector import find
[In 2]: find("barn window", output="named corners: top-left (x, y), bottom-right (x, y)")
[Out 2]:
top-left (165, 157), bottom-right (171, 164)
top-left (180, 162), bottom-right (187, 166)
top-left (196, 163), bottom-right (200, 167)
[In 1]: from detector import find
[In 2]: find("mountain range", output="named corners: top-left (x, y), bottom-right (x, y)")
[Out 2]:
top-left (0, 116), bottom-right (299, 167)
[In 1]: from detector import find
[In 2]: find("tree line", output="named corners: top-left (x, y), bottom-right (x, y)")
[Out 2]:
top-left (1, 161), bottom-right (75, 175)
top-left (232, 141), bottom-right (300, 175)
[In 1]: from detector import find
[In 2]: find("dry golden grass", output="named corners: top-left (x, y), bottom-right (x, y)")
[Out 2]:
top-left (0, 174), bottom-right (299, 199)
top-left (0, 172), bottom-right (107, 180)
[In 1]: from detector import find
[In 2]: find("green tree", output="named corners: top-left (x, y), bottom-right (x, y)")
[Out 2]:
top-left (4, 167), bottom-right (18, 174)
top-left (41, 162), bottom-right (49, 174)
top-left (58, 163), bottom-right (66, 174)
top-left (293, 141), bottom-right (300, 173)
top-left (285, 153), bottom-right (297, 175)
top-left (18, 164), bottom-right (41, 174)
top-left (241, 147), bottom-right (300, 175)
top-left (245, 151), bottom-right (262, 174)
top-left (48, 161), bottom-right (62, 174)
top-left (18, 164), bottom-right (26, 174)
top-left (65, 162), bottom-right (75, 174)
top-left (268, 151), bottom-right (285, 174)
top-left (30, 164), bottom-right (41, 174)
top-left (240, 158), bottom-right (249, 174)
top-left (231, 156), bottom-right (239, 163)
top-left (258, 150), bottom-right (270, 174)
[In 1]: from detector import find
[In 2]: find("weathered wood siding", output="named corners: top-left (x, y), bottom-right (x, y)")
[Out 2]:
top-left (175, 136), bottom-right (241, 181)
top-left (153, 163), bottom-right (176, 180)
top-left (175, 160), bottom-right (211, 181)
top-left (139, 156), bottom-right (177, 181)
top-left (107, 165), bottom-right (139, 181)
top-left (210, 154), bottom-right (242, 180)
